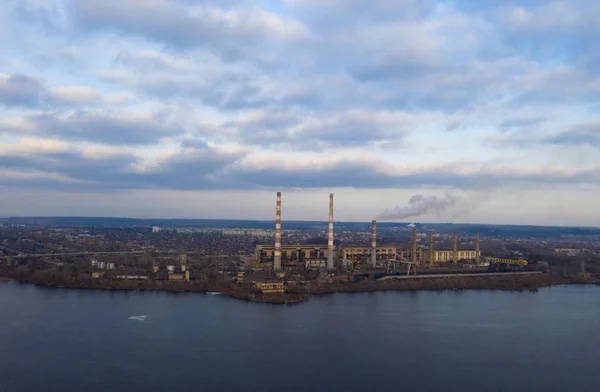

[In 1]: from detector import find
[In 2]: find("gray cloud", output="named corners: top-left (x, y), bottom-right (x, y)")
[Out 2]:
top-left (1, 140), bottom-right (597, 193)
top-left (499, 116), bottom-right (546, 132)
top-left (546, 122), bottom-right (600, 146)
top-left (0, 141), bottom-right (248, 191)
top-left (227, 109), bottom-right (414, 150)
top-left (0, 74), bottom-right (44, 107)
top-left (71, 0), bottom-right (306, 53)
top-left (0, 73), bottom-right (116, 109)
top-left (1, 111), bottom-right (184, 146)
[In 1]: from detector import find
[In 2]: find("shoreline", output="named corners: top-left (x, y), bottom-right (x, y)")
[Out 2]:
top-left (0, 272), bottom-right (585, 304)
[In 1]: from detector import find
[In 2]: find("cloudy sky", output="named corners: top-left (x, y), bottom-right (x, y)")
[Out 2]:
top-left (1, 0), bottom-right (599, 226)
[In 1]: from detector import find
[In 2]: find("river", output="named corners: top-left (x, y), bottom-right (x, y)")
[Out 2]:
top-left (0, 283), bottom-right (599, 392)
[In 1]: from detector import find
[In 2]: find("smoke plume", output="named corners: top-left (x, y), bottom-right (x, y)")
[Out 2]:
top-left (376, 193), bottom-right (465, 220)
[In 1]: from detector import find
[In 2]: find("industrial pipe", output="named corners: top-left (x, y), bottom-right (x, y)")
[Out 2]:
top-left (327, 193), bottom-right (334, 270)
top-left (274, 192), bottom-right (282, 271)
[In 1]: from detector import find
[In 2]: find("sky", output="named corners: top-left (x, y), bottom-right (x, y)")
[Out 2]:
top-left (0, 0), bottom-right (599, 226)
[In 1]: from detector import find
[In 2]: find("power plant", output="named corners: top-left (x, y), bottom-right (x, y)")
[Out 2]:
top-left (255, 192), bottom-right (482, 272)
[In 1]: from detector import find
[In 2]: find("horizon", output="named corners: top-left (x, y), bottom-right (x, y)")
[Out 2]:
top-left (2, 215), bottom-right (598, 230)
top-left (1, 1), bottom-right (600, 225)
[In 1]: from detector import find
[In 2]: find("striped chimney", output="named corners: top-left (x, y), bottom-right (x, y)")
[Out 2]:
top-left (475, 229), bottom-right (480, 266)
top-left (453, 232), bottom-right (458, 264)
top-left (274, 192), bottom-right (282, 271)
top-left (429, 231), bottom-right (434, 265)
top-left (327, 193), bottom-right (334, 270)
top-left (371, 220), bottom-right (377, 267)
top-left (412, 228), bottom-right (417, 263)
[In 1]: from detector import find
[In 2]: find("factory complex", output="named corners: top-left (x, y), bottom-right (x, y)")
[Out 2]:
top-left (255, 192), bottom-right (483, 272)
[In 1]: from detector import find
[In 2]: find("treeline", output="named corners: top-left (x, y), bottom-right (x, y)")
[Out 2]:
top-left (0, 265), bottom-right (239, 293)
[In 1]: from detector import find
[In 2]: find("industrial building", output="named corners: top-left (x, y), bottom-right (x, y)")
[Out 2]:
top-left (255, 192), bottom-right (481, 271)
top-left (255, 244), bottom-right (329, 269)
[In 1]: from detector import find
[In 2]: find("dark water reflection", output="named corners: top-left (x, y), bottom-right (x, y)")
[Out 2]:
top-left (1, 283), bottom-right (599, 392)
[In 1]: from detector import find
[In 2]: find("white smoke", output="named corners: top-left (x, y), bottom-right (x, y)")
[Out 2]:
top-left (376, 194), bottom-right (465, 220)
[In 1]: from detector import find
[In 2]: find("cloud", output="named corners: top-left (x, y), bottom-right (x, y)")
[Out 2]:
top-left (546, 122), bottom-right (600, 146)
top-left (0, 73), bottom-right (126, 108)
top-left (3, 0), bottom-right (600, 223)
top-left (71, 0), bottom-right (307, 53)
top-left (228, 109), bottom-right (418, 150)
top-left (0, 110), bottom-right (184, 146)
top-left (499, 116), bottom-right (546, 132)
top-left (47, 86), bottom-right (102, 105)
top-left (0, 138), bottom-right (598, 193)
top-left (0, 74), bottom-right (44, 107)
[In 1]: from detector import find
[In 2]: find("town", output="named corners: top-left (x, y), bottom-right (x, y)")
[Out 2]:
top-left (1, 193), bottom-right (599, 303)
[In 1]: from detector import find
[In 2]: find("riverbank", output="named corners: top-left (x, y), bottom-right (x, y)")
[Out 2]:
top-left (0, 271), bottom-right (582, 304)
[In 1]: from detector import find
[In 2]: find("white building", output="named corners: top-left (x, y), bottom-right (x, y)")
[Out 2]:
top-left (152, 226), bottom-right (161, 233)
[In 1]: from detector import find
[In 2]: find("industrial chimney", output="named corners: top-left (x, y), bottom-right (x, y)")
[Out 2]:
top-left (429, 231), bottom-right (434, 265)
top-left (411, 228), bottom-right (417, 263)
top-left (274, 192), bottom-right (282, 271)
top-left (475, 229), bottom-right (480, 267)
top-left (371, 220), bottom-right (377, 267)
top-left (453, 232), bottom-right (458, 264)
top-left (327, 193), bottom-right (334, 271)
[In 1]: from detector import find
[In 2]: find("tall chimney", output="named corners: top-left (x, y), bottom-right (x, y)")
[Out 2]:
top-left (453, 232), bottom-right (458, 264)
top-left (371, 220), bottom-right (377, 267)
top-left (412, 228), bottom-right (417, 263)
top-left (327, 193), bottom-right (334, 270)
top-left (475, 229), bottom-right (480, 267)
top-left (429, 231), bottom-right (434, 265)
top-left (274, 192), bottom-right (282, 271)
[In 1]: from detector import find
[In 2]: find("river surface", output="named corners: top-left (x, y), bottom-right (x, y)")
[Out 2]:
top-left (1, 283), bottom-right (599, 392)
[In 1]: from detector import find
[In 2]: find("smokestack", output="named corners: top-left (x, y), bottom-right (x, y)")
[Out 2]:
top-left (371, 220), bottom-right (377, 267)
top-left (453, 232), bottom-right (458, 264)
top-left (274, 192), bottom-right (282, 271)
top-left (412, 228), bottom-right (417, 263)
top-left (429, 231), bottom-right (434, 265)
top-left (475, 229), bottom-right (480, 267)
top-left (327, 193), bottom-right (334, 270)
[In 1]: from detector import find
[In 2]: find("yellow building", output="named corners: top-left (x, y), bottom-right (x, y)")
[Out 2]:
top-left (255, 282), bottom-right (285, 293)
top-left (430, 250), bottom-right (480, 263)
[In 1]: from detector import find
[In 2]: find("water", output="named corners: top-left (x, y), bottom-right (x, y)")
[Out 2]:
top-left (1, 283), bottom-right (599, 392)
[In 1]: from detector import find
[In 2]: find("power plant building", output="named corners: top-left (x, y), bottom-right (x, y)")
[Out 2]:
top-left (257, 192), bottom-right (482, 271)
top-left (256, 244), bottom-right (329, 269)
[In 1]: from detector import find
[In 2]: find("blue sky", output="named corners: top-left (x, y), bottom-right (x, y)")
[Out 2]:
top-left (0, 0), bottom-right (599, 226)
